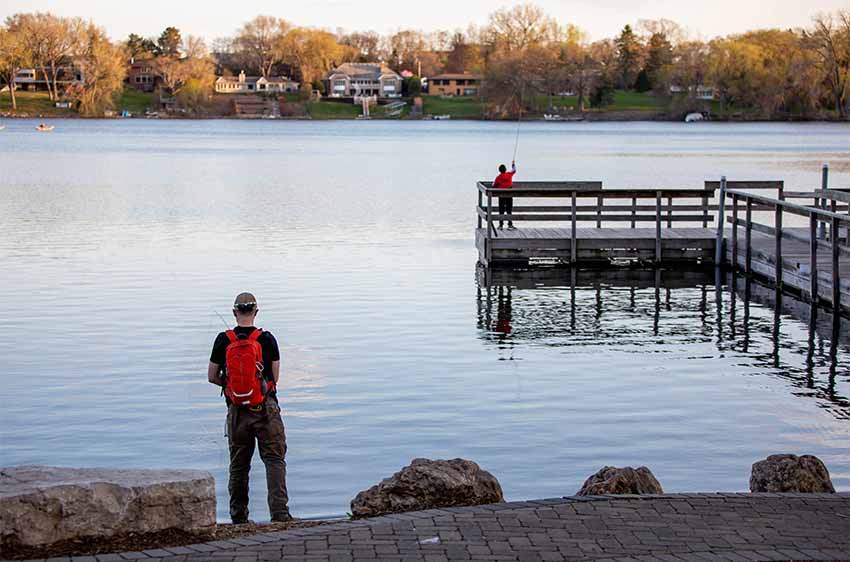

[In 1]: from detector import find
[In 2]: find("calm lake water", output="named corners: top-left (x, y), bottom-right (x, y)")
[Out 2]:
top-left (1, 119), bottom-right (849, 521)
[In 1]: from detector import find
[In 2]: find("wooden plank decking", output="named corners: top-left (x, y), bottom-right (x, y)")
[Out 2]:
top-left (476, 227), bottom-right (716, 265)
top-left (725, 227), bottom-right (850, 312)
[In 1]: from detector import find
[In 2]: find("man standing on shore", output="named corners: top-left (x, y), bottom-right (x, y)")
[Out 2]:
top-left (208, 292), bottom-right (291, 524)
top-left (494, 161), bottom-right (517, 229)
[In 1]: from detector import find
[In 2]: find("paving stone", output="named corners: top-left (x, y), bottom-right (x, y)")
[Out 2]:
top-left (51, 494), bottom-right (850, 562)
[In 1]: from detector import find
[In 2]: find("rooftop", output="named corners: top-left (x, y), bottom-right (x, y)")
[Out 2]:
top-left (329, 62), bottom-right (400, 80)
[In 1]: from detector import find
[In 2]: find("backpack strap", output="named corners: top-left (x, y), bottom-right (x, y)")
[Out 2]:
top-left (248, 328), bottom-right (263, 342)
top-left (225, 330), bottom-right (238, 343)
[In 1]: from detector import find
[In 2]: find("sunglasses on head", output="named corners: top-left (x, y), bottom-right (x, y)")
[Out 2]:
top-left (234, 303), bottom-right (257, 312)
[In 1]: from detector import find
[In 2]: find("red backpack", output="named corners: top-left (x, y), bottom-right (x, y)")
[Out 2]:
top-left (224, 329), bottom-right (273, 406)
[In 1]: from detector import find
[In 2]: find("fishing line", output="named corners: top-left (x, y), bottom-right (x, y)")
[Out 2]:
top-left (512, 94), bottom-right (522, 162)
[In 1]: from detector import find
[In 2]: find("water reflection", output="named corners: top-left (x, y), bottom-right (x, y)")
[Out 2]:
top-left (477, 266), bottom-right (850, 420)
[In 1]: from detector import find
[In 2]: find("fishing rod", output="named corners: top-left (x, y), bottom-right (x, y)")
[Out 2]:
top-left (214, 309), bottom-right (230, 330)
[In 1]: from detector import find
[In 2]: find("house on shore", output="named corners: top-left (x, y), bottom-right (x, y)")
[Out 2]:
top-left (326, 63), bottom-right (402, 98)
top-left (670, 85), bottom-right (716, 100)
top-left (14, 65), bottom-right (81, 92)
top-left (215, 71), bottom-right (300, 94)
top-left (126, 59), bottom-right (159, 92)
top-left (428, 73), bottom-right (482, 96)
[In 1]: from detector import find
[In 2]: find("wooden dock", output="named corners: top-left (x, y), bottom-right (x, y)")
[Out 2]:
top-left (475, 170), bottom-right (850, 314)
top-left (723, 183), bottom-right (850, 313)
top-left (476, 182), bottom-right (718, 266)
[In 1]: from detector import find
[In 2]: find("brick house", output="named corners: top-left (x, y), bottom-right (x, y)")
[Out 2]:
top-left (428, 73), bottom-right (482, 96)
top-left (126, 59), bottom-right (159, 92)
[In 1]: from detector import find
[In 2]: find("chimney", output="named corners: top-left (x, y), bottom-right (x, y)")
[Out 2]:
top-left (239, 70), bottom-right (245, 83)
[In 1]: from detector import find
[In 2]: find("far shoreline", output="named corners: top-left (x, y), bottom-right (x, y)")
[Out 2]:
top-left (3, 113), bottom-right (849, 124)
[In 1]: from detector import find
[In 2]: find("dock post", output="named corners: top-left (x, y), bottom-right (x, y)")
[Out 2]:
top-left (731, 193), bottom-right (738, 269)
top-left (832, 216), bottom-right (840, 312)
top-left (775, 203), bottom-right (783, 289)
top-left (810, 214), bottom-right (818, 303)
top-left (477, 189), bottom-right (483, 229)
top-left (487, 191), bottom-right (495, 238)
top-left (596, 195), bottom-right (602, 228)
top-left (819, 164), bottom-right (828, 240)
top-left (631, 197), bottom-right (637, 228)
top-left (715, 176), bottom-right (727, 266)
top-left (571, 191), bottom-right (577, 263)
top-left (829, 197), bottom-right (837, 243)
top-left (655, 191), bottom-right (662, 263)
top-left (745, 198), bottom-right (753, 275)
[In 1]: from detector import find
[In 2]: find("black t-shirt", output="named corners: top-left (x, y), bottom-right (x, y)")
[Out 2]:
top-left (210, 326), bottom-right (281, 386)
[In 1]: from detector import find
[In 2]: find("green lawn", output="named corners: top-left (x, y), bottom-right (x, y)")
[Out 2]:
top-left (306, 100), bottom-right (362, 119)
top-left (543, 91), bottom-right (669, 112)
top-left (0, 90), bottom-right (75, 116)
top-left (608, 91), bottom-right (668, 110)
top-left (421, 95), bottom-right (484, 118)
top-left (306, 99), bottom-right (410, 119)
top-left (116, 89), bottom-right (156, 114)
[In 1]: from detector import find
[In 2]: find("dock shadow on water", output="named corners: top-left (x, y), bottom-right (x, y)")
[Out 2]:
top-left (476, 265), bottom-right (850, 421)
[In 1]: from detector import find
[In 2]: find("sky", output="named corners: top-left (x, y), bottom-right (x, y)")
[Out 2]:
top-left (1, 0), bottom-right (846, 42)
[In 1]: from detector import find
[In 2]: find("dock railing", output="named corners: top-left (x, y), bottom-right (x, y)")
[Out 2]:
top-left (724, 186), bottom-right (850, 309)
top-left (476, 182), bottom-right (718, 263)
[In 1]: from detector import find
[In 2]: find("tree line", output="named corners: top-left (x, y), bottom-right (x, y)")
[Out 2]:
top-left (1, 4), bottom-right (848, 118)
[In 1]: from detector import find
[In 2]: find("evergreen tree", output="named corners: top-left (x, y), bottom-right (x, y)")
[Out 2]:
top-left (127, 33), bottom-right (157, 57)
top-left (634, 69), bottom-right (652, 92)
top-left (157, 26), bottom-right (182, 57)
top-left (615, 25), bottom-right (642, 89)
top-left (643, 32), bottom-right (673, 90)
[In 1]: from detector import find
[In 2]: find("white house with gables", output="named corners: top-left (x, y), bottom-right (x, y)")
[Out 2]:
top-left (215, 71), bottom-right (299, 94)
top-left (326, 63), bottom-right (402, 98)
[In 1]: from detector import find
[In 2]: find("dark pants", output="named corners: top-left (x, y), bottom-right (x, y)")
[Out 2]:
top-left (227, 398), bottom-right (289, 521)
top-left (498, 197), bottom-right (514, 226)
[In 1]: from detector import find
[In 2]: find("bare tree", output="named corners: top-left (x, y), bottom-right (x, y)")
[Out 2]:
top-left (235, 15), bottom-right (290, 78)
top-left (7, 13), bottom-right (84, 101)
top-left (485, 3), bottom-right (562, 53)
top-left (280, 28), bottom-right (354, 87)
top-left (68, 23), bottom-right (126, 116)
top-left (637, 19), bottom-right (687, 45)
top-left (804, 11), bottom-right (850, 117)
top-left (338, 30), bottom-right (382, 62)
top-left (0, 27), bottom-right (32, 109)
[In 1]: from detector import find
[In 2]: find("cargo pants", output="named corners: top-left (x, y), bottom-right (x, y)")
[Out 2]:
top-left (227, 397), bottom-right (289, 522)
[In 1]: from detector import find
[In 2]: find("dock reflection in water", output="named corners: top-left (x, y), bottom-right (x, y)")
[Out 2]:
top-left (476, 266), bottom-right (850, 420)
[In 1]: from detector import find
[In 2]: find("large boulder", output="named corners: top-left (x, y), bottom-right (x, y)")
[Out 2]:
top-left (750, 454), bottom-right (835, 493)
top-left (351, 458), bottom-right (504, 518)
top-left (0, 465), bottom-right (215, 548)
top-left (576, 466), bottom-right (663, 496)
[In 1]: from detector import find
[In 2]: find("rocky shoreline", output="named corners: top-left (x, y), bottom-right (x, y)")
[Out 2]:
top-left (0, 454), bottom-right (838, 561)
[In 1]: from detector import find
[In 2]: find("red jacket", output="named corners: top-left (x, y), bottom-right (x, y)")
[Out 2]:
top-left (493, 166), bottom-right (516, 189)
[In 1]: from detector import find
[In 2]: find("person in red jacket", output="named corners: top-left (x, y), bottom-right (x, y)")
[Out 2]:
top-left (494, 161), bottom-right (517, 229)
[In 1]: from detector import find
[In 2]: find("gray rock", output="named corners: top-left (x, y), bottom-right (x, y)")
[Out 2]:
top-left (576, 466), bottom-right (664, 496)
top-left (750, 454), bottom-right (835, 493)
top-left (0, 465), bottom-right (215, 548)
top-left (351, 458), bottom-right (504, 518)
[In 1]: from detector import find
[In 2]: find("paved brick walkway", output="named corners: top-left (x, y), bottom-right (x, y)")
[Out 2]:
top-left (15, 494), bottom-right (850, 562)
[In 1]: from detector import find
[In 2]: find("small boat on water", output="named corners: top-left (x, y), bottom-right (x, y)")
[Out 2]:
top-left (0, 125), bottom-right (5, 131)
top-left (36, 124), bottom-right (54, 132)
top-left (685, 112), bottom-right (706, 123)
